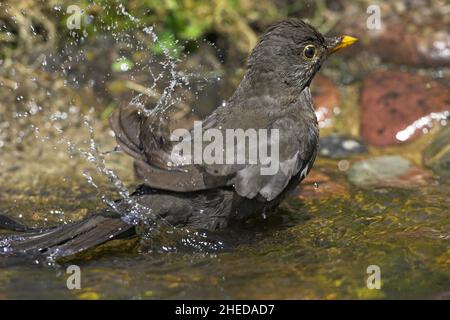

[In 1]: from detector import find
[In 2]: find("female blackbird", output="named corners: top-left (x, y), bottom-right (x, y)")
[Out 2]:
top-left (0, 19), bottom-right (357, 258)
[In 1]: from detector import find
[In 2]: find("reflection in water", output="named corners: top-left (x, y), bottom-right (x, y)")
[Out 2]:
top-left (395, 111), bottom-right (449, 142)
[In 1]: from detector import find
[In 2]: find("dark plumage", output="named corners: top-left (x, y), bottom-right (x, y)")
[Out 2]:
top-left (0, 19), bottom-right (357, 258)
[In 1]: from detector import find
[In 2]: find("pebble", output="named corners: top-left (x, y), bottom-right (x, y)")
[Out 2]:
top-left (360, 71), bottom-right (449, 147)
top-left (347, 155), bottom-right (430, 188)
top-left (319, 134), bottom-right (367, 159)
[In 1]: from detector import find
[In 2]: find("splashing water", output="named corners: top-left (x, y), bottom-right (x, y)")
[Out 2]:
top-left (0, 3), bottom-right (220, 238)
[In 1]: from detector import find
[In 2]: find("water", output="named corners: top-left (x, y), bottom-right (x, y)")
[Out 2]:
top-left (0, 1), bottom-right (449, 299)
top-left (0, 5), bottom-right (208, 228)
top-left (0, 173), bottom-right (448, 299)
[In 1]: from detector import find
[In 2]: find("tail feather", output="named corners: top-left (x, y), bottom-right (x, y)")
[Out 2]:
top-left (0, 214), bottom-right (37, 232)
top-left (1, 215), bottom-right (136, 258)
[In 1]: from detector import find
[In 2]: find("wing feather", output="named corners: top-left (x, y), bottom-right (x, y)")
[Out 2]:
top-left (110, 88), bottom-right (318, 201)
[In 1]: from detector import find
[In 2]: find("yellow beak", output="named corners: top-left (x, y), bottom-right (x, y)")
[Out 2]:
top-left (329, 35), bottom-right (358, 54)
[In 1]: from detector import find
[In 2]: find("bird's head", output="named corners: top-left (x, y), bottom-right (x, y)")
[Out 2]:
top-left (245, 19), bottom-right (357, 93)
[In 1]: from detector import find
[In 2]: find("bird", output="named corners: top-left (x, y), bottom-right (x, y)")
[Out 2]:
top-left (0, 19), bottom-right (357, 258)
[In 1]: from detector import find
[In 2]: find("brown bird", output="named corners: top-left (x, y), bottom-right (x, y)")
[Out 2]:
top-left (0, 19), bottom-right (357, 258)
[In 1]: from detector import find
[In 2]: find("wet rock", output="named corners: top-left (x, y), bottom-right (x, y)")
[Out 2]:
top-left (347, 155), bottom-right (431, 188)
top-left (423, 126), bottom-right (450, 177)
top-left (335, 6), bottom-right (450, 67)
top-left (360, 71), bottom-right (450, 147)
top-left (311, 75), bottom-right (340, 129)
top-left (298, 170), bottom-right (349, 199)
top-left (302, 170), bottom-right (331, 184)
top-left (367, 20), bottom-right (450, 67)
top-left (319, 134), bottom-right (367, 159)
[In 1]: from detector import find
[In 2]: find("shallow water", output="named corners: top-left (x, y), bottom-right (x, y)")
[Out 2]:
top-left (0, 0), bottom-right (449, 300)
top-left (0, 162), bottom-right (449, 299)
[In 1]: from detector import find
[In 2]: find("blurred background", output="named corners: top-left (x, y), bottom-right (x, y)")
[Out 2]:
top-left (0, 0), bottom-right (449, 299)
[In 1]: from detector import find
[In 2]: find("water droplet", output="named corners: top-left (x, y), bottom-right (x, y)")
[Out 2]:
top-left (338, 160), bottom-right (350, 171)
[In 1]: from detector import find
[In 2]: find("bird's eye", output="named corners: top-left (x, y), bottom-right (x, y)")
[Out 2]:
top-left (303, 45), bottom-right (316, 59)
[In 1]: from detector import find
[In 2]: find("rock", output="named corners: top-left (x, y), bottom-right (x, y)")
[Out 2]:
top-left (335, 6), bottom-right (450, 67)
top-left (367, 20), bottom-right (450, 68)
top-left (360, 71), bottom-right (450, 147)
top-left (297, 170), bottom-right (349, 199)
top-left (302, 170), bottom-right (331, 185)
top-left (423, 126), bottom-right (450, 177)
top-left (319, 134), bottom-right (367, 159)
top-left (347, 155), bottom-right (431, 188)
top-left (311, 75), bottom-right (340, 129)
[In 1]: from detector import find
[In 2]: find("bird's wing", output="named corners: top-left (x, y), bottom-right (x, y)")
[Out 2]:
top-left (110, 88), bottom-right (317, 201)
top-left (110, 104), bottom-right (230, 191)
top-left (215, 88), bottom-right (318, 201)
top-left (231, 117), bottom-right (318, 201)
